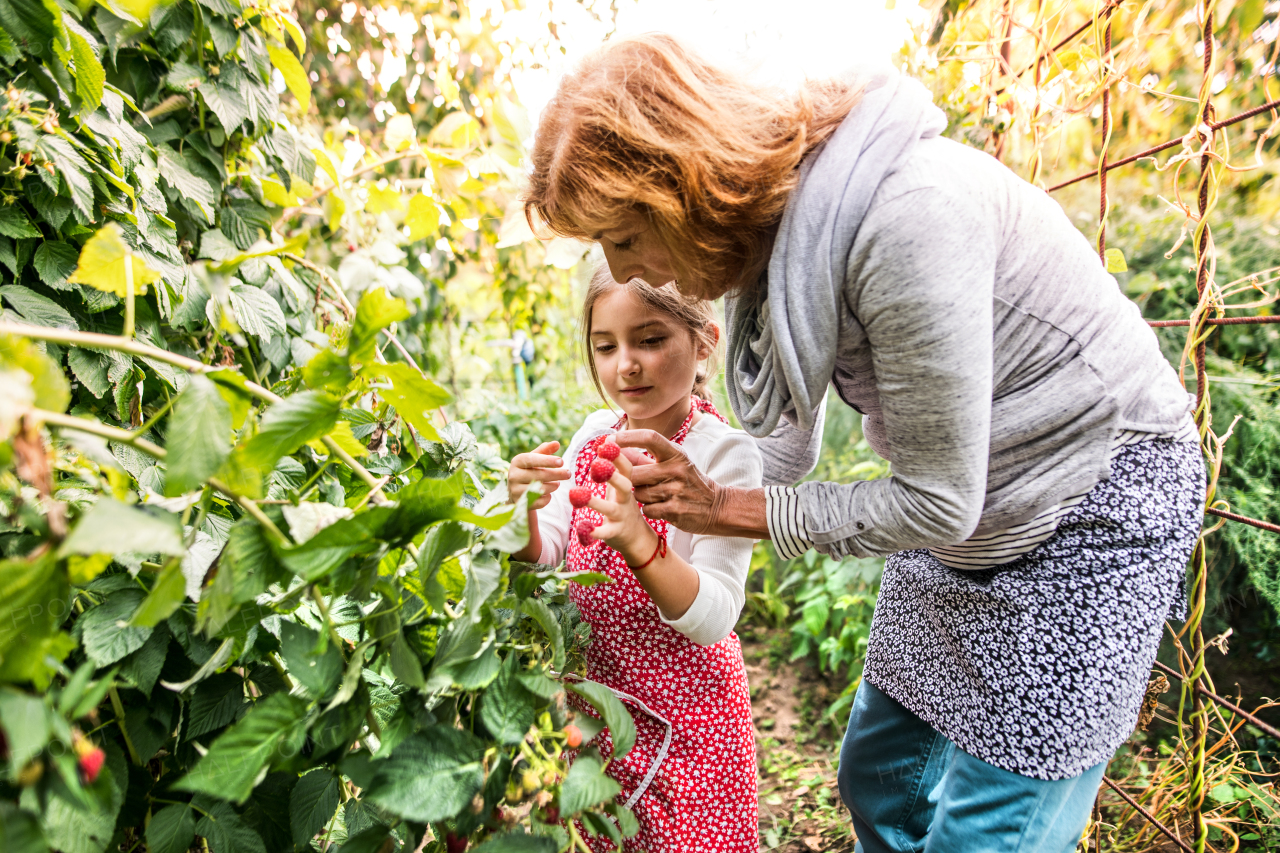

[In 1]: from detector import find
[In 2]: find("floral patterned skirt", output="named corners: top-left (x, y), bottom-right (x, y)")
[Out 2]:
top-left (863, 437), bottom-right (1204, 780)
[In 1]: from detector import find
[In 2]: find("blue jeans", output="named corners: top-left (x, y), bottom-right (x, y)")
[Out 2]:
top-left (838, 681), bottom-right (1106, 853)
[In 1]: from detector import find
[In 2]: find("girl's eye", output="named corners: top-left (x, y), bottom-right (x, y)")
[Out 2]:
top-left (641, 337), bottom-right (665, 346)
top-left (594, 344), bottom-right (615, 355)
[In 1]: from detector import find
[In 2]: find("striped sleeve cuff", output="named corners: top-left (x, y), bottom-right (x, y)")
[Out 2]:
top-left (764, 485), bottom-right (814, 560)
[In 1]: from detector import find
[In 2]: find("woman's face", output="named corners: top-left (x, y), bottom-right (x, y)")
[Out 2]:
top-left (594, 212), bottom-right (728, 301)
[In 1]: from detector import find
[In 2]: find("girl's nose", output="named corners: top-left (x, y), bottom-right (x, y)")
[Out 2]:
top-left (618, 350), bottom-right (641, 376)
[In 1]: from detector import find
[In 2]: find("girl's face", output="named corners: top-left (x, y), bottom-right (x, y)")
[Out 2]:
top-left (590, 287), bottom-right (710, 428)
top-left (595, 211), bottom-right (728, 301)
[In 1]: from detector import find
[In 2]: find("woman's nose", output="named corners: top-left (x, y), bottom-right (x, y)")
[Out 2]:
top-left (603, 247), bottom-right (642, 284)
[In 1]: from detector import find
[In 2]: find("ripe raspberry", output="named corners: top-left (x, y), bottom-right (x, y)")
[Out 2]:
top-left (589, 458), bottom-right (615, 483)
top-left (544, 805), bottom-right (561, 824)
top-left (564, 724), bottom-right (583, 748)
top-left (574, 519), bottom-right (596, 547)
top-left (597, 441), bottom-right (620, 461)
top-left (77, 746), bottom-right (105, 784)
top-left (445, 832), bottom-right (467, 853)
top-left (569, 487), bottom-right (592, 508)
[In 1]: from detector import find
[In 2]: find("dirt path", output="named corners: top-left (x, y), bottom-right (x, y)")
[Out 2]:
top-left (742, 632), bottom-right (858, 853)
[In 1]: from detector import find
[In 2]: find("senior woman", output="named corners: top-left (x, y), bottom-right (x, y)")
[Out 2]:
top-left (524, 34), bottom-right (1203, 852)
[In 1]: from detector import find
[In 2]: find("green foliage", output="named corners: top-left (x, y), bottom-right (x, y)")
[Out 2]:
top-left (0, 2), bottom-right (629, 850)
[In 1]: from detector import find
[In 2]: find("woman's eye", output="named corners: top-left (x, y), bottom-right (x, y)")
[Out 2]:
top-left (611, 238), bottom-right (633, 251)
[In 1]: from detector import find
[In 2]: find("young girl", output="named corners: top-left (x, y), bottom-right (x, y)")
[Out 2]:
top-left (507, 266), bottom-right (763, 852)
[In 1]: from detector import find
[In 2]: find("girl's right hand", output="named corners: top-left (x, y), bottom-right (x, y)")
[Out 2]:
top-left (507, 441), bottom-right (571, 509)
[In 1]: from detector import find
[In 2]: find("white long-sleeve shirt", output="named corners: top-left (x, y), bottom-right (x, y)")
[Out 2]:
top-left (535, 408), bottom-right (764, 646)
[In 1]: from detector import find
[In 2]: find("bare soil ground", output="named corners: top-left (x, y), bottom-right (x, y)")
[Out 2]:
top-left (742, 630), bottom-right (858, 853)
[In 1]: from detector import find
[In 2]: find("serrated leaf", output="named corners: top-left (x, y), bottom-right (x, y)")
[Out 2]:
top-left (156, 147), bottom-right (218, 223)
top-left (66, 223), bottom-right (163, 297)
top-left (69, 29), bottom-right (105, 113)
top-left (364, 728), bottom-right (484, 822)
top-left (165, 375), bottom-right (232, 495)
top-left (33, 241), bottom-right (79, 290)
top-left (0, 801), bottom-right (47, 853)
top-left (145, 804), bottom-right (195, 853)
top-left (198, 78), bottom-right (249, 133)
top-left (193, 799), bottom-right (266, 853)
top-left (59, 497), bottom-right (185, 558)
top-left (236, 390), bottom-right (340, 481)
top-left (229, 283), bottom-right (287, 339)
top-left (0, 284), bottom-right (78, 331)
top-left (174, 692), bottom-right (309, 803)
top-left (278, 621), bottom-right (342, 699)
top-left (290, 770), bottom-right (341, 847)
top-left (185, 671), bottom-right (246, 739)
top-left (0, 207), bottom-right (41, 239)
top-left (348, 287), bottom-right (410, 368)
top-left (370, 362), bottom-right (450, 442)
top-left (480, 656), bottom-right (535, 745)
top-left (267, 43), bottom-right (310, 112)
top-left (363, 184), bottom-right (402, 215)
top-left (559, 753), bottom-right (622, 817)
top-left (472, 834), bottom-right (558, 853)
top-left (80, 589), bottom-right (154, 666)
top-left (129, 559), bottom-right (187, 628)
top-left (521, 598), bottom-right (565, 671)
top-left (567, 680), bottom-right (636, 760)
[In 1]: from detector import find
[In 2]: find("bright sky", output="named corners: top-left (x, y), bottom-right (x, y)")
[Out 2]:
top-left (506, 0), bottom-right (926, 127)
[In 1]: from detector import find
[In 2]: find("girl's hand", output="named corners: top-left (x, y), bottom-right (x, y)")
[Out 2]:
top-left (587, 440), bottom-right (661, 564)
top-left (507, 441), bottom-right (570, 509)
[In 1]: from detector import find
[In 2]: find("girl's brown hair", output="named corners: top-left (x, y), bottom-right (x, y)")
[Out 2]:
top-left (582, 264), bottom-right (720, 405)
top-left (525, 33), bottom-right (863, 295)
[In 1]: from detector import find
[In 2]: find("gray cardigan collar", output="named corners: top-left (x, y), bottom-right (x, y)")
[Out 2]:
top-left (724, 70), bottom-right (947, 438)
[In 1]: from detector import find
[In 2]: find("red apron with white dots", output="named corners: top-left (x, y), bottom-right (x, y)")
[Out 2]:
top-left (565, 398), bottom-right (758, 852)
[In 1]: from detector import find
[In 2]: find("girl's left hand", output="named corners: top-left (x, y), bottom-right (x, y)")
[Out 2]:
top-left (587, 440), bottom-right (661, 565)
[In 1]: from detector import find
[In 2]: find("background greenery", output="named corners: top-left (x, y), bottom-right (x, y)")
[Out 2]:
top-left (0, 0), bottom-right (1277, 850)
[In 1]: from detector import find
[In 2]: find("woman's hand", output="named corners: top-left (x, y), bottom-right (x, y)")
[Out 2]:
top-left (614, 430), bottom-right (770, 539)
top-left (612, 430), bottom-right (723, 534)
top-left (507, 441), bottom-right (570, 509)
top-left (585, 440), bottom-right (661, 564)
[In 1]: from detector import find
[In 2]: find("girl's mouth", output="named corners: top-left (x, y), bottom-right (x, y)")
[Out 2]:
top-left (620, 386), bottom-right (652, 398)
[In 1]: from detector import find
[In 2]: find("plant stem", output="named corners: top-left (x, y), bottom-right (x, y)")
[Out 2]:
top-left (124, 247), bottom-right (135, 339)
top-left (34, 409), bottom-right (289, 543)
top-left (108, 686), bottom-right (143, 765)
top-left (279, 149), bottom-right (437, 222)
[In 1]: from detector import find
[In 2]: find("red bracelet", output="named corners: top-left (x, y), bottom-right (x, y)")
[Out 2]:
top-left (627, 534), bottom-right (667, 571)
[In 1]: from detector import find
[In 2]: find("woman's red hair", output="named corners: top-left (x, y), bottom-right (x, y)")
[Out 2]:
top-left (524, 33), bottom-right (863, 294)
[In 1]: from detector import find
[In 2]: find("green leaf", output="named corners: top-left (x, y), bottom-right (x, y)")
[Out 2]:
top-left (267, 43), bottom-right (311, 112)
top-left (69, 29), bottom-right (105, 113)
top-left (236, 390), bottom-right (340, 482)
top-left (199, 77), bottom-right (250, 133)
top-left (567, 681), bottom-right (636, 760)
top-left (290, 770), bottom-right (342, 848)
top-left (405, 193), bottom-right (440, 242)
top-left (559, 753), bottom-right (622, 817)
top-left (0, 688), bottom-right (52, 772)
top-left (118, 623), bottom-right (169, 694)
top-left (184, 671), bottom-right (246, 739)
top-left (1104, 247), bottom-right (1128, 273)
top-left (370, 362), bottom-right (449, 441)
top-left (165, 375), bottom-right (232, 496)
top-left (67, 348), bottom-right (110, 398)
top-left (0, 333), bottom-right (69, 412)
top-left (348, 288), bottom-right (410, 369)
top-left (0, 284), bottom-right (78, 331)
top-left (145, 804), bottom-right (195, 853)
top-left (58, 497), bottom-right (186, 559)
top-left (193, 799), bottom-right (266, 853)
top-left (520, 599), bottom-right (565, 671)
top-left (278, 621), bottom-right (342, 700)
top-left (480, 656), bottom-right (535, 745)
top-left (80, 589), bottom-right (154, 667)
top-left (156, 147), bottom-right (218, 224)
top-left (472, 833), bottom-right (558, 853)
top-left (129, 560), bottom-right (187, 628)
top-left (66, 224), bottom-right (163, 298)
top-left (389, 633), bottom-right (425, 689)
top-left (33, 242), bottom-right (79, 290)
top-left (0, 206), bottom-right (41, 239)
top-left (228, 283), bottom-right (287, 339)
top-left (0, 801), bottom-right (48, 853)
top-left (300, 348), bottom-right (352, 393)
top-left (364, 728), bottom-right (485, 823)
top-left (174, 692), bottom-right (309, 804)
